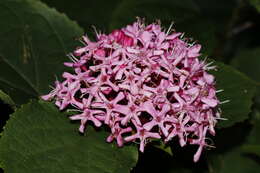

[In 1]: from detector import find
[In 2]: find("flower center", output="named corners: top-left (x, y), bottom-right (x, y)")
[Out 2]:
top-left (107, 103), bottom-right (114, 109)
top-left (129, 105), bottom-right (136, 112)
top-left (101, 75), bottom-right (108, 82)
top-left (156, 116), bottom-right (161, 122)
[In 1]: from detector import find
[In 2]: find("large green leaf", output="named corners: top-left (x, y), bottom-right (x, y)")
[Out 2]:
top-left (0, 0), bottom-right (83, 105)
top-left (210, 61), bottom-right (256, 128)
top-left (0, 100), bottom-right (138, 173)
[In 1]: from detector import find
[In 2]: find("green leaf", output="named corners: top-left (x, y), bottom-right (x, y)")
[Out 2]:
top-left (0, 0), bottom-right (83, 105)
top-left (0, 100), bottom-right (138, 173)
top-left (250, 0), bottom-right (260, 12)
top-left (210, 61), bottom-right (256, 128)
top-left (0, 89), bottom-right (15, 108)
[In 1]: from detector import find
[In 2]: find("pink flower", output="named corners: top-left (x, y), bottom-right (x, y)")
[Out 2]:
top-left (119, 94), bottom-right (142, 125)
top-left (165, 111), bottom-right (190, 146)
top-left (142, 101), bottom-right (171, 136)
top-left (42, 19), bottom-right (222, 162)
top-left (125, 120), bottom-right (161, 152)
top-left (190, 125), bottom-right (209, 162)
top-left (106, 115), bottom-right (132, 147)
top-left (92, 92), bottom-right (125, 124)
top-left (69, 97), bottom-right (104, 133)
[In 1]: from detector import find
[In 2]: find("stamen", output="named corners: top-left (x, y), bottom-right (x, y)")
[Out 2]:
top-left (215, 117), bottom-right (228, 121)
top-left (67, 53), bottom-right (78, 63)
top-left (166, 22), bottom-right (174, 35)
top-left (67, 109), bottom-right (82, 112)
top-left (216, 89), bottom-right (224, 93)
top-left (92, 25), bottom-right (101, 39)
top-left (220, 100), bottom-right (230, 104)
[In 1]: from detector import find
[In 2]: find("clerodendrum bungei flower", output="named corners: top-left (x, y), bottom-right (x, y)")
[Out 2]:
top-left (42, 18), bottom-right (222, 162)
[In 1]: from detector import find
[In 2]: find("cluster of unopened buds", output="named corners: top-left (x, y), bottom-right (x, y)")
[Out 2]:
top-left (42, 19), bottom-right (223, 162)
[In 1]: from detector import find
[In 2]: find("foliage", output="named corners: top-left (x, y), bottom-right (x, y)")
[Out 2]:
top-left (0, 0), bottom-right (260, 172)
top-left (0, 100), bottom-right (138, 173)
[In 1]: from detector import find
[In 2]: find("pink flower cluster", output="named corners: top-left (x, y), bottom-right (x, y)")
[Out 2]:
top-left (42, 19), bottom-right (221, 162)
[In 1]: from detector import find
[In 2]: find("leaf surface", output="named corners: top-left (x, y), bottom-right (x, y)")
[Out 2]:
top-left (0, 0), bottom-right (83, 105)
top-left (211, 61), bottom-right (256, 128)
top-left (0, 100), bottom-right (138, 173)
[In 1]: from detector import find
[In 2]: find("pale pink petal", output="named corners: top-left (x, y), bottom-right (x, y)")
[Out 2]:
top-left (116, 136), bottom-right (124, 147)
top-left (125, 134), bottom-right (138, 142)
top-left (106, 135), bottom-right (114, 143)
top-left (201, 98), bottom-right (218, 107)
top-left (188, 44), bottom-right (201, 58)
top-left (143, 121), bottom-right (157, 131)
top-left (193, 145), bottom-right (203, 162)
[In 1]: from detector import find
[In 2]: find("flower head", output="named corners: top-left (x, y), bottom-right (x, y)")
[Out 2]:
top-left (42, 18), bottom-right (221, 162)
